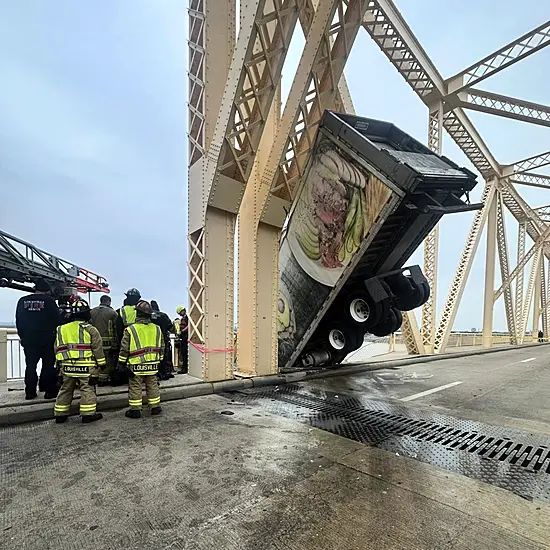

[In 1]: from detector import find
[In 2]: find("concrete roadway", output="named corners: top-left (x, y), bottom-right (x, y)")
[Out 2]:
top-left (307, 345), bottom-right (550, 432)
top-left (1, 346), bottom-right (550, 549)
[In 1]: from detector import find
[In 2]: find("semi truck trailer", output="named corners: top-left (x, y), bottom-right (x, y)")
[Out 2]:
top-left (277, 111), bottom-right (479, 370)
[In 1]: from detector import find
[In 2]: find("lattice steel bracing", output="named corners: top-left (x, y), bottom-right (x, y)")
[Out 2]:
top-left (495, 193), bottom-right (516, 343)
top-left (515, 221), bottom-right (527, 340)
top-left (512, 173), bottom-right (550, 190)
top-left (510, 150), bottom-right (550, 175)
top-left (447, 21), bottom-right (550, 92)
top-left (188, 1), bottom-right (207, 165)
top-left (421, 104), bottom-right (443, 352)
top-left (187, 228), bottom-right (206, 343)
top-left (519, 247), bottom-right (541, 343)
top-left (204, 0), bottom-right (300, 189)
top-left (268, 0), bottom-right (372, 202)
top-left (544, 259), bottom-right (550, 339)
top-left (452, 89), bottom-right (550, 128)
top-left (434, 182), bottom-right (496, 352)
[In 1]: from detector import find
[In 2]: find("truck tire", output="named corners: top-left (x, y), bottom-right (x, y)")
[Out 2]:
top-left (344, 292), bottom-right (373, 326)
top-left (386, 273), bottom-right (425, 311)
top-left (370, 308), bottom-right (402, 337)
top-left (323, 323), bottom-right (363, 356)
top-left (346, 283), bottom-right (390, 330)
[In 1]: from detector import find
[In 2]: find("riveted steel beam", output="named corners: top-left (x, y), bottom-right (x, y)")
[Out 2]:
top-left (447, 21), bottom-right (550, 94)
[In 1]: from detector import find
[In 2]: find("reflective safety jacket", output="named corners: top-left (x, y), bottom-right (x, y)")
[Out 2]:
top-left (173, 318), bottom-right (181, 337)
top-left (120, 305), bottom-right (137, 327)
top-left (118, 319), bottom-right (164, 376)
top-left (55, 321), bottom-right (106, 377)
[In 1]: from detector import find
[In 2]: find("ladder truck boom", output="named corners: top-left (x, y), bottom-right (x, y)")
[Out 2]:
top-left (0, 230), bottom-right (109, 297)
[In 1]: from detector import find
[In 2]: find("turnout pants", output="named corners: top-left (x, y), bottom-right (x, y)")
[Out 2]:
top-left (128, 374), bottom-right (160, 410)
top-left (98, 349), bottom-right (117, 382)
top-left (54, 375), bottom-right (97, 416)
top-left (23, 343), bottom-right (57, 395)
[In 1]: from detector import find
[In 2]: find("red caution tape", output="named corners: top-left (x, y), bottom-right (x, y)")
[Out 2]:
top-left (189, 340), bottom-right (235, 354)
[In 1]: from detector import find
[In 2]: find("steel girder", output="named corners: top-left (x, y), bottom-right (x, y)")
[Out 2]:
top-left (421, 103), bottom-right (443, 353)
top-left (447, 88), bottom-right (550, 128)
top-left (262, 0), bottom-right (372, 207)
top-left (515, 221), bottom-right (527, 340)
top-left (446, 21), bottom-right (550, 93)
top-left (541, 258), bottom-right (548, 338)
top-left (512, 173), bottom-right (550, 190)
top-left (507, 150), bottom-right (550, 175)
top-left (495, 193), bottom-right (516, 342)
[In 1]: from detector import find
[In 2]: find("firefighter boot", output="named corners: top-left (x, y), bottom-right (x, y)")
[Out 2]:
top-left (55, 416), bottom-right (68, 424)
top-left (151, 406), bottom-right (162, 415)
top-left (82, 413), bottom-right (103, 424)
top-left (125, 409), bottom-right (141, 419)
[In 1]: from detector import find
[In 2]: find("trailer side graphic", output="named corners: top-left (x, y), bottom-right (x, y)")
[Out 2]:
top-left (278, 111), bottom-right (479, 371)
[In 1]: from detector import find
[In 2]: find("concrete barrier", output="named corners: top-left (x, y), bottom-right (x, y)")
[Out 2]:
top-left (1, 341), bottom-right (548, 427)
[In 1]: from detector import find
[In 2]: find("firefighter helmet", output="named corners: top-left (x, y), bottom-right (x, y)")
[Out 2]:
top-left (125, 288), bottom-right (141, 298)
top-left (135, 300), bottom-right (153, 316)
top-left (176, 305), bottom-right (186, 315)
top-left (71, 299), bottom-right (91, 315)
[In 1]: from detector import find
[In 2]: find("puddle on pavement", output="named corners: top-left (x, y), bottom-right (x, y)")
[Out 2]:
top-left (374, 372), bottom-right (434, 385)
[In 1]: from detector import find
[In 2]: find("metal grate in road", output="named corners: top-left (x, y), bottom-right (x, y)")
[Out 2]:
top-left (227, 384), bottom-right (550, 502)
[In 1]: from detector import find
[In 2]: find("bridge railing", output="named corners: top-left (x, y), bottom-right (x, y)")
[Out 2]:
top-left (392, 332), bottom-right (544, 348)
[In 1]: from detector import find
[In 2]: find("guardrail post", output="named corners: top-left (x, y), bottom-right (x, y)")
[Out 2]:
top-left (0, 329), bottom-right (7, 383)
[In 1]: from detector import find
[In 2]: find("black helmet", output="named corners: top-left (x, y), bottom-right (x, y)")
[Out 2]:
top-left (125, 288), bottom-right (141, 298)
top-left (71, 299), bottom-right (90, 315)
top-left (34, 278), bottom-right (51, 293)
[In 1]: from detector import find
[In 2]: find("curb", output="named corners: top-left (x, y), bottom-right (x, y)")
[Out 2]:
top-left (1, 342), bottom-right (547, 427)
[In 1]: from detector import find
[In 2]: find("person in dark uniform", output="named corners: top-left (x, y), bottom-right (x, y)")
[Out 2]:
top-left (15, 278), bottom-right (62, 400)
top-left (151, 300), bottom-right (174, 380)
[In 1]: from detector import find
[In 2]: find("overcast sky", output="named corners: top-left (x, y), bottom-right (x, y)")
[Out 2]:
top-left (0, 1), bottom-right (549, 332)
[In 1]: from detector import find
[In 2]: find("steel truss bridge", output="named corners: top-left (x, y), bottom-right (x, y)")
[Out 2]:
top-left (187, 0), bottom-right (550, 381)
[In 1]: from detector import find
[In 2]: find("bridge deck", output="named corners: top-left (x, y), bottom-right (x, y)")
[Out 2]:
top-left (1, 346), bottom-right (549, 549)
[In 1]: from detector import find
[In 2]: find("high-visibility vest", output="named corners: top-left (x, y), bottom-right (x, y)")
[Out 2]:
top-left (173, 318), bottom-right (181, 336)
top-left (126, 323), bottom-right (163, 376)
top-left (120, 305), bottom-right (136, 327)
top-left (55, 321), bottom-right (97, 377)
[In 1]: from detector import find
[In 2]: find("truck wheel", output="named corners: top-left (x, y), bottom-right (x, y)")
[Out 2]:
top-left (324, 323), bottom-right (363, 356)
top-left (344, 290), bottom-right (388, 329)
top-left (370, 308), bottom-right (402, 337)
top-left (348, 296), bottom-right (371, 324)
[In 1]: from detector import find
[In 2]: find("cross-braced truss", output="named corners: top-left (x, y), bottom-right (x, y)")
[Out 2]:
top-left (187, 0), bottom-right (550, 381)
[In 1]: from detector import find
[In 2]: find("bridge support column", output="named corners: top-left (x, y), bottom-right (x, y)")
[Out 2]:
top-left (482, 187), bottom-right (498, 348)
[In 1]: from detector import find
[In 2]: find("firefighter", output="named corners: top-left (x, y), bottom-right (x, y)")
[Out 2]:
top-left (175, 305), bottom-right (188, 374)
top-left (90, 295), bottom-right (118, 385)
top-left (115, 288), bottom-right (141, 344)
top-left (118, 300), bottom-right (164, 418)
top-left (53, 299), bottom-right (105, 424)
top-left (151, 300), bottom-right (174, 380)
top-left (15, 278), bottom-right (62, 400)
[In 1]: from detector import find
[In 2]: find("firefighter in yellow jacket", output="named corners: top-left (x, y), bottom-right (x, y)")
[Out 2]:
top-left (118, 300), bottom-right (164, 418)
top-left (54, 299), bottom-right (106, 424)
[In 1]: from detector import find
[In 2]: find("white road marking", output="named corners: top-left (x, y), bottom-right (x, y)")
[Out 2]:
top-left (400, 381), bottom-right (463, 402)
top-left (520, 357), bottom-right (536, 363)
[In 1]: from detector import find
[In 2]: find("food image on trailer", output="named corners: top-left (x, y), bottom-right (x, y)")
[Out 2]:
top-left (277, 137), bottom-right (391, 368)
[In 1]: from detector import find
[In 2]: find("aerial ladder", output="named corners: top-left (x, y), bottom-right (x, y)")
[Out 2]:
top-left (0, 229), bottom-right (109, 299)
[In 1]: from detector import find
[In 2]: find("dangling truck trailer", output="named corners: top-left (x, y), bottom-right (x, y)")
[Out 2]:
top-left (277, 112), bottom-right (479, 370)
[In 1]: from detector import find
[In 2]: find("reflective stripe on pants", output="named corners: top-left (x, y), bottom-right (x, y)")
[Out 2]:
top-left (54, 376), bottom-right (97, 416)
top-left (128, 374), bottom-right (160, 410)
